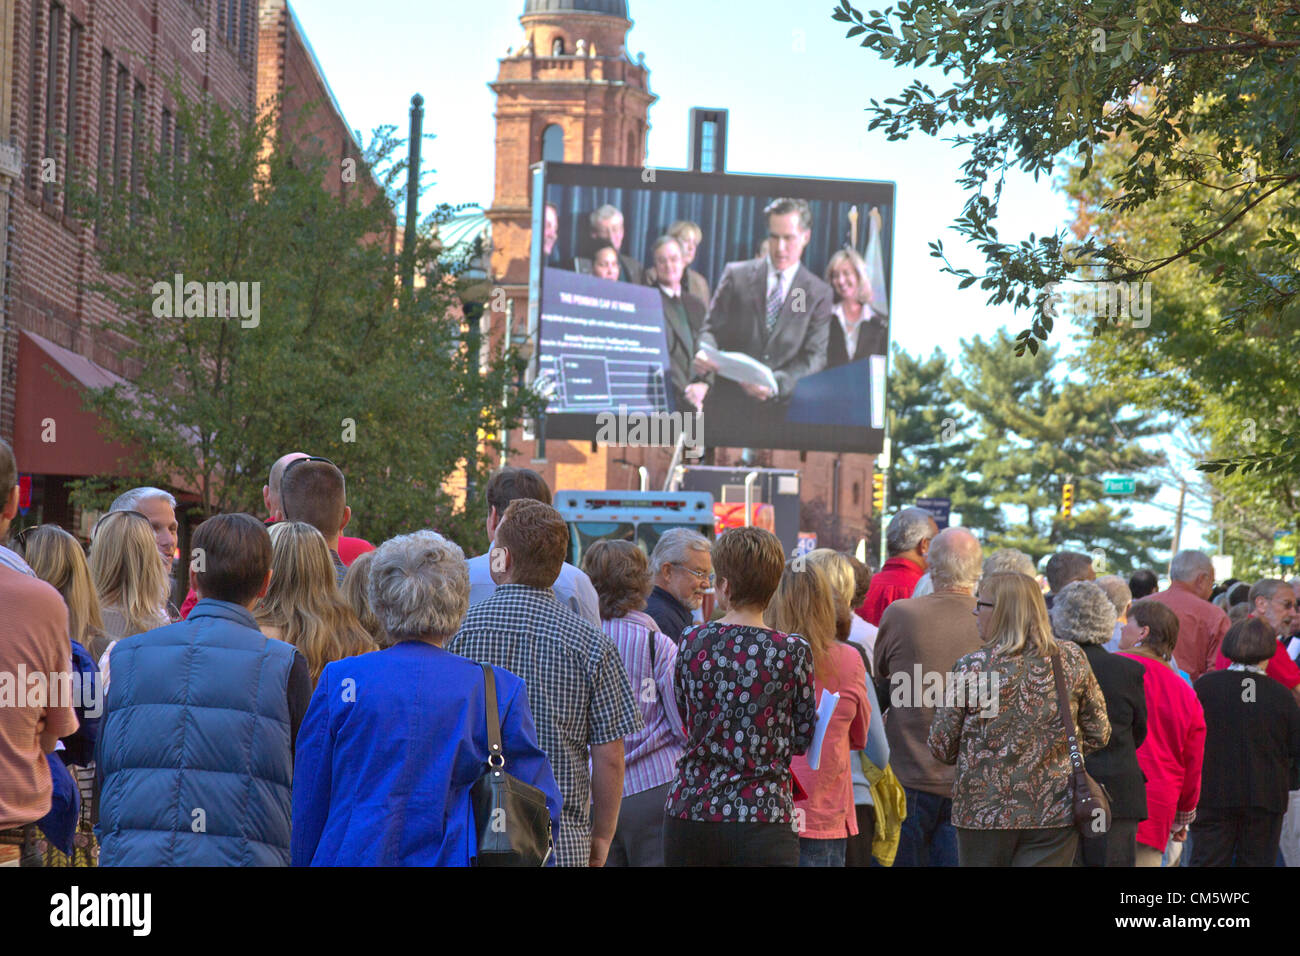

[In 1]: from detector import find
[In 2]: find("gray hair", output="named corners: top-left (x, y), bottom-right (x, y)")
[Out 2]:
top-left (885, 508), bottom-right (937, 557)
top-left (1249, 578), bottom-right (1294, 609)
top-left (928, 527), bottom-right (983, 592)
top-left (982, 548), bottom-right (1035, 580)
top-left (1169, 549), bottom-right (1213, 583)
top-left (589, 204), bottom-right (623, 229)
top-left (1051, 580), bottom-right (1117, 646)
top-left (649, 527), bottom-right (711, 575)
top-left (368, 531), bottom-right (469, 641)
top-left (110, 486), bottom-right (176, 512)
top-left (1095, 574), bottom-right (1132, 618)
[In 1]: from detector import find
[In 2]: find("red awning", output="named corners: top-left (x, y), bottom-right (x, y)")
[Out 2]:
top-left (11, 329), bottom-right (140, 476)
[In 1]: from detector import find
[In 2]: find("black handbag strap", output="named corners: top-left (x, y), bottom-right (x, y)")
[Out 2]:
top-left (1048, 649), bottom-right (1087, 779)
top-left (481, 663), bottom-right (505, 771)
top-left (648, 628), bottom-right (657, 670)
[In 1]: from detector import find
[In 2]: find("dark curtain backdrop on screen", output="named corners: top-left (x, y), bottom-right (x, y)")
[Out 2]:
top-left (534, 164), bottom-right (895, 454)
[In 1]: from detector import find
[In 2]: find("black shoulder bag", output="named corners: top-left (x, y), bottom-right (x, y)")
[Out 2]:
top-left (471, 663), bottom-right (554, 866)
top-left (1048, 649), bottom-right (1112, 838)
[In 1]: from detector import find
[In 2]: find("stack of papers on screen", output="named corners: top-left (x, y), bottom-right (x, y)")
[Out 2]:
top-left (698, 344), bottom-right (778, 393)
top-left (807, 688), bottom-right (840, 771)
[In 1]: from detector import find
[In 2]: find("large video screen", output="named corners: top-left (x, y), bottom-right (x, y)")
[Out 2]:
top-left (530, 163), bottom-right (894, 454)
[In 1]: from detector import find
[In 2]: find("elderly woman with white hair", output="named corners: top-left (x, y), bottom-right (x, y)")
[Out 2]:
top-left (291, 531), bottom-right (561, 866)
top-left (1051, 580), bottom-right (1147, 866)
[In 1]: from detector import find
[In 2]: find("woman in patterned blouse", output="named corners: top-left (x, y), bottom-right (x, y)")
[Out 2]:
top-left (664, 527), bottom-right (818, 866)
top-left (929, 572), bottom-right (1110, 866)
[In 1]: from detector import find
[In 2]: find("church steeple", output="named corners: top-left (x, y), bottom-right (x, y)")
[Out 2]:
top-left (487, 0), bottom-right (653, 286)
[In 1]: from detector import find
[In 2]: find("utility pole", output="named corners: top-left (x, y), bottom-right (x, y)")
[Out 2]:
top-left (401, 94), bottom-right (424, 293)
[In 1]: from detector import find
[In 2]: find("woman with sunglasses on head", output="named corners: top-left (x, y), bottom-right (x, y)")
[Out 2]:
top-left (90, 510), bottom-right (171, 682)
top-left (929, 572), bottom-right (1110, 866)
top-left (16, 526), bottom-right (106, 866)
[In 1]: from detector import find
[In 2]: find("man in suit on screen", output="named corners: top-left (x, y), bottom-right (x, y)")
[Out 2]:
top-left (685, 198), bottom-right (833, 443)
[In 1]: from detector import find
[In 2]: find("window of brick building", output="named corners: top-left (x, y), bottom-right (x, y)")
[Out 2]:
top-left (131, 80), bottom-right (145, 202)
top-left (541, 124), bottom-right (563, 163)
top-left (160, 108), bottom-right (172, 169)
top-left (65, 19), bottom-right (82, 201)
top-left (97, 50), bottom-right (112, 194)
top-left (27, 1), bottom-right (43, 194)
top-left (113, 65), bottom-right (129, 190)
top-left (42, 3), bottom-right (65, 203)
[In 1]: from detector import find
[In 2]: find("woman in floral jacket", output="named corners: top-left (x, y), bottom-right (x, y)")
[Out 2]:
top-left (929, 572), bottom-right (1110, 866)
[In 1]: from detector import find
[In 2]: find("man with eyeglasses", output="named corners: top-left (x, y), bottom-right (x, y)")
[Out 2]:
top-left (1212, 579), bottom-right (1300, 705)
top-left (645, 529), bottom-right (713, 644)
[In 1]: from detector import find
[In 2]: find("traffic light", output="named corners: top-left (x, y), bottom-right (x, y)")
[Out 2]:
top-left (872, 472), bottom-right (886, 513)
top-left (1061, 482), bottom-right (1075, 519)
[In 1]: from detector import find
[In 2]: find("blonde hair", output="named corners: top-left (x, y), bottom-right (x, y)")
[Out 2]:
top-left (825, 247), bottom-right (873, 305)
top-left (255, 522), bottom-right (376, 683)
top-left (805, 548), bottom-right (855, 640)
top-left (24, 525), bottom-right (106, 657)
top-left (340, 550), bottom-right (385, 646)
top-left (766, 560), bottom-right (839, 682)
top-left (90, 510), bottom-right (169, 645)
top-left (979, 572), bottom-right (1057, 658)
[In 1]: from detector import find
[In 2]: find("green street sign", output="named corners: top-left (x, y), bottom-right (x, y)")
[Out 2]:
top-left (1104, 477), bottom-right (1136, 495)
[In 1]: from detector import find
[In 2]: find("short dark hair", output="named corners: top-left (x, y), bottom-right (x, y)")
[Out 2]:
top-left (583, 540), bottom-right (651, 619)
top-left (713, 526), bottom-right (784, 612)
top-left (1222, 617), bottom-right (1277, 665)
top-left (1227, 581), bottom-right (1251, 606)
top-left (1131, 599), bottom-right (1180, 659)
top-left (764, 197), bottom-right (812, 232)
top-left (192, 513), bottom-right (271, 604)
top-left (485, 467), bottom-right (552, 518)
top-left (1045, 551), bottom-right (1092, 592)
top-left (0, 438), bottom-right (15, 503)
top-left (1128, 568), bottom-right (1159, 600)
top-left (494, 499), bottom-right (568, 589)
top-left (281, 460), bottom-right (347, 539)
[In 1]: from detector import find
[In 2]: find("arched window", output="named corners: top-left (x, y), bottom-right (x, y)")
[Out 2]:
top-left (552, 37), bottom-right (565, 56)
top-left (541, 124), bottom-right (564, 163)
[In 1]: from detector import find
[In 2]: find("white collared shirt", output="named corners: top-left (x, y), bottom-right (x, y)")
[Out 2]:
top-left (658, 284), bottom-right (681, 299)
top-left (833, 302), bottom-right (868, 357)
top-left (766, 258), bottom-right (800, 308)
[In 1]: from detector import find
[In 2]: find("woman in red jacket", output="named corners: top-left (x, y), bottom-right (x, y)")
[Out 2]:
top-left (767, 560), bottom-right (869, 866)
top-left (1120, 600), bottom-right (1207, 866)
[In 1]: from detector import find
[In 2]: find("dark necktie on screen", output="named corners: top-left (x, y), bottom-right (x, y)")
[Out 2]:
top-left (766, 273), bottom-right (784, 333)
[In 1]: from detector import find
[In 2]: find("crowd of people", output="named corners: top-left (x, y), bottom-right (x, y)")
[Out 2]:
top-left (4, 439), bottom-right (1300, 867)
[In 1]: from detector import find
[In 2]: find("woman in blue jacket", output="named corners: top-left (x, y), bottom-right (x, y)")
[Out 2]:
top-left (291, 530), bottom-right (561, 866)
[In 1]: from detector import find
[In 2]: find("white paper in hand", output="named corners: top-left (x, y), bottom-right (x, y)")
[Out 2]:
top-left (807, 688), bottom-right (841, 772)
top-left (698, 343), bottom-right (778, 393)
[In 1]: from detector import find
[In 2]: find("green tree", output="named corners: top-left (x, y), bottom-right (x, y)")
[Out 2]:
top-left (886, 344), bottom-right (995, 534)
top-left (834, 0), bottom-right (1300, 474)
top-left (66, 88), bottom-right (537, 554)
top-left (953, 331), bottom-right (1171, 572)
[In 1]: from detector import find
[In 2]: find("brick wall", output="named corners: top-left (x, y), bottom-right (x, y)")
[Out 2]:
top-left (2, 0), bottom-right (257, 436)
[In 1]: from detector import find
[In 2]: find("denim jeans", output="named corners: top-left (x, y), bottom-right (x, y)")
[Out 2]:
top-left (798, 837), bottom-right (847, 867)
top-left (895, 787), bottom-right (959, 867)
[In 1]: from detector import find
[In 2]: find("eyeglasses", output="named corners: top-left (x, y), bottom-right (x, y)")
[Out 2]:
top-left (10, 525), bottom-right (37, 556)
top-left (281, 455), bottom-right (336, 481)
top-left (975, 600), bottom-right (995, 610)
top-left (673, 564), bottom-right (715, 585)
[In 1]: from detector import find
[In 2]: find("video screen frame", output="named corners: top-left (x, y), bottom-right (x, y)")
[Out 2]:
top-left (527, 162), bottom-right (897, 454)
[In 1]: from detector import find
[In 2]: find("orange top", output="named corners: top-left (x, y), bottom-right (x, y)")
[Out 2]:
top-left (792, 642), bottom-right (870, 839)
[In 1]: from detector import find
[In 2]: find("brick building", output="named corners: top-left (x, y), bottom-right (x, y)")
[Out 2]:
top-left (0, 0), bottom-right (376, 535)
top-left (486, 0), bottom-right (878, 552)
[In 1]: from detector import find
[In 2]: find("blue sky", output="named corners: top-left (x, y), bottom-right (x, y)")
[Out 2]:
top-left (290, 0), bottom-right (1207, 555)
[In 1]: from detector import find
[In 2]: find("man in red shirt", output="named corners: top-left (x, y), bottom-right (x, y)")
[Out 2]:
top-left (1140, 549), bottom-right (1230, 682)
top-left (856, 508), bottom-right (938, 626)
top-left (1214, 579), bottom-right (1300, 704)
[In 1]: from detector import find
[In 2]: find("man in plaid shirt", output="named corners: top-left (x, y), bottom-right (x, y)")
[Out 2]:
top-left (450, 499), bottom-right (641, 867)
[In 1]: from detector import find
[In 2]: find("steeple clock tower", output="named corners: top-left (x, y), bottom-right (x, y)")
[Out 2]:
top-left (486, 0), bottom-right (655, 485)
